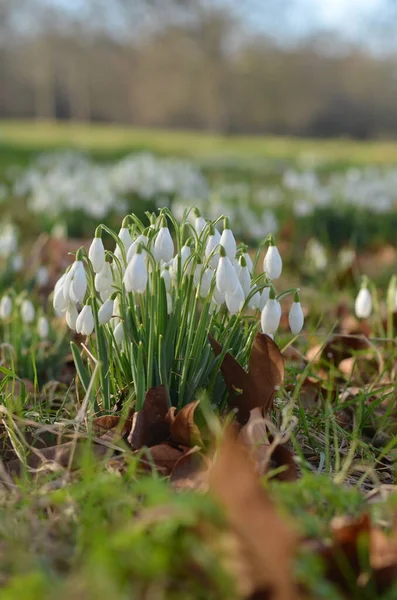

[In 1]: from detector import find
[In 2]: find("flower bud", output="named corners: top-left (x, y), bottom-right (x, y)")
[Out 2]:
top-left (37, 316), bottom-right (49, 339)
top-left (114, 321), bottom-right (125, 346)
top-left (154, 222), bottom-right (174, 262)
top-left (88, 232), bottom-right (105, 273)
top-left (98, 298), bottom-right (114, 325)
top-left (355, 285), bottom-right (372, 319)
top-left (220, 217), bottom-right (237, 260)
top-left (21, 299), bottom-right (35, 324)
top-left (288, 292), bottom-right (304, 335)
top-left (123, 250), bottom-right (148, 293)
top-left (225, 282), bottom-right (245, 314)
top-left (66, 304), bottom-right (79, 330)
top-left (263, 238), bottom-right (282, 280)
top-left (237, 256), bottom-right (251, 297)
top-left (76, 304), bottom-right (94, 336)
top-left (216, 247), bottom-right (239, 295)
top-left (205, 226), bottom-right (221, 269)
top-left (261, 289), bottom-right (281, 335)
top-left (69, 260), bottom-right (87, 304)
top-left (0, 295), bottom-right (12, 320)
top-left (95, 262), bottom-right (113, 294)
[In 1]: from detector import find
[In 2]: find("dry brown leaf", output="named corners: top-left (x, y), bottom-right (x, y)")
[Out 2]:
top-left (135, 443), bottom-right (189, 476)
top-left (170, 401), bottom-right (202, 447)
top-left (170, 446), bottom-right (209, 490)
top-left (209, 333), bottom-right (284, 425)
top-left (128, 385), bottom-right (170, 450)
top-left (209, 428), bottom-right (298, 600)
top-left (239, 408), bottom-right (297, 482)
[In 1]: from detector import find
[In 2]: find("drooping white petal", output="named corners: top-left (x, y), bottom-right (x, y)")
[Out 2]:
top-left (259, 287), bottom-right (270, 310)
top-left (95, 262), bottom-right (113, 293)
top-left (216, 256), bottom-right (239, 295)
top-left (237, 263), bottom-right (251, 297)
top-left (66, 304), bottom-right (79, 330)
top-left (88, 237), bottom-right (105, 273)
top-left (113, 322), bottom-right (125, 346)
top-left (205, 229), bottom-right (221, 268)
top-left (69, 261), bottom-right (87, 303)
top-left (263, 245), bottom-right (283, 280)
top-left (123, 253), bottom-right (148, 293)
top-left (225, 282), bottom-right (245, 314)
top-left (126, 234), bottom-right (148, 263)
top-left (220, 228), bottom-right (237, 260)
top-left (98, 298), bottom-right (114, 325)
top-left (154, 227), bottom-right (174, 262)
top-left (21, 299), bottom-right (35, 324)
top-left (289, 302), bottom-right (304, 335)
top-left (355, 288), bottom-right (372, 319)
top-left (261, 298), bottom-right (281, 335)
top-left (75, 305), bottom-right (94, 336)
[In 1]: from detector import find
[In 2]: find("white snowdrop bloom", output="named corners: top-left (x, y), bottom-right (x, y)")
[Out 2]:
top-left (248, 290), bottom-right (260, 310)
top-left (166, 292), bottom-right (173, 315)
top-left (261, 293), bottom-right (281, 335)
top-left (88, 234), bottom-right (105, 273)
top-left (225, 282), bottom-right (245, 314)
top-left (11, 253), bottom-right (24, 273)
top-left (66, 304), bottom-right (79, 330)
top-left (69, 261), bottom-right (87, 304)
top-left (95, 262), bottom-right (113, 293)
top-left (220, 218), bottom-right (237, 260)
top-left (205, 226), bottom-right (221, 268)
top-left (180, 245), bottom-right (193, 274)
top-left (289, 293), bottom-right (304, 335)
top-left (237, 257), bottom-right (251, 297)
top-left (160, 267), bottom-right (172, 292)
top-left (75, 304), bottom-right (94, 336)
top-left (198, 267), bottom-right (214, 298)
top-left (259, 287), bottom-right (270, 311)
top-left (263, 240), bottom-right (283, 280)
top-left (114, 226), bottom-right (133, 262)
top-left (154, 223), bottom-right (174, 262)
top-left (21, 299), bottom-right (35, 324)
top-left (37, 316), bottom-right (49, 339)
top-left (36, 266), bottom-right (49, 287)
top-left (213, 286), bottom-right (225, 306)
top-left (98, 298), bottom-right (114, 325)
top-left (126, 234), bottom-right (148, 263)
top-left (113, 322), bottom-right (125, 346)
top-left (216, 247), bottom-right (239, 295)
top-left (0, 295), bottom-right (12, 319)
top-left (355, 287), bottom-right (372, 319)
top-left (53, 279), bottom-right (69, 314)
top-left (123, 250), bottom-right (148, 294)
top-left (194, 215), bottom-right (206, 235)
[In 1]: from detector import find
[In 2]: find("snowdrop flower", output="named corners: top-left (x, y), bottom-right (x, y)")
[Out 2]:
top-left (53, 274), bottom-right (69, 314)
top-left (205, 225), bottom-right (221, 268)
top-left (197, 267), bottom-right (214, 298)
top-left (37, 316), bottom-right (49, 339)
top-left (76, 304), bottom-right (94, 336)
top-left (21, 299), bottom-right (35, 324)
top-left (180, 244), bottom-right (193, 275)
top-left (288, 291), bottom-right (304, 335)
top-left (0, 295), bottom-right (12, 319)
top-left (123, 246), bottom-right (148, 293)
top-left (225, 282), bottom-right (245, 314)
top-left (95, 261), bottom-right (113, 293)
top-left (261, 289), bottom-right (281, 335)
top-left (113, 321), bottom-right (125, 346)
top-left (355, 282), bottom-right (372, 319)
top-left (263, 236), bottom-right (282, 280)
top-left (220, 217), bottom-right (237, 260)
top-left (68, 259), bottom-right (87, 304)
top-left (237, 256), bottom-right (251, 297)
top-left (154, 219), bottom-right (174, 262)
top-left (194, 209), bottom-right (206, 236)
top-left (216, 246), bottom-right (239, 295)
top-left (66, 304), bottom-right (79, 330)
top-left (127, 234), bottom-right (148, 263)
top-left (36, 266), bottom-right (49, 287)
top-left (115, 223), bottom-right (133, 260)
top-left (88, 228), bottom-right (105, 273)
top-left (243, 250), bottom-right (253, 274)
top-left (98, 298), bottom-right (114, 325)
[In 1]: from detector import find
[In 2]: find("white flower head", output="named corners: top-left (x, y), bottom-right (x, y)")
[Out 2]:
top-left (98, 297), bottom-right (114, 325)
top-left (37, 315), bottom-right (49, 339)
top-left (95, 261), bottom-right (113, 294)
top-left (216, 246), bottom-right (239, 296)
top-left (220, 217), bottom-right (237, 260)
top-left (88, 229), bottom-right (105, 273)
top-left (123, 246), bottom-right (148, 293)
top-left (355, 282), bottom-right (372, 319)
top-left (0, 295), bottom-right (12, 320)
top-left (261, 289), bottom-right (281, 335)
top-left (289, 291), bottom-right (304, 335)
top-left (154, 219), bottom-right (174, 263)
top-left (237, 255), bottom-right (251, 297)
top-left (205, 225), bottom-right (221, 269)
top-left (66, 303), bottom-right (79, 330)
top-left (69, 260), bottom-right (87, 304)
top-left (21, 299), bottom-right (35, 324)
top-left (263, 237), bottom-right (282, 280)
top-left (225, 281), bottom-right (245, 315)
top-left (194, 208), bottom-right (206, 236)
top-left (76, 304), bottom-right (95, 336)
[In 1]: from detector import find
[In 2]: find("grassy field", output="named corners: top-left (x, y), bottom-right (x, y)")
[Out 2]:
top-left (1, 120), bottom-right (397, 599)
top-left (3, 119), bottom-right (397, 167)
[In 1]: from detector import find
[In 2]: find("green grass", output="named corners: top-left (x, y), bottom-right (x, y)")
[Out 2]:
top-left (2, 120), bottom-right (397, 167)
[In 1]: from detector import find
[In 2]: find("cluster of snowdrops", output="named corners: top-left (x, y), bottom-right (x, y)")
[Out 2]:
top-left (52, 208), bottom-right (304, 409)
